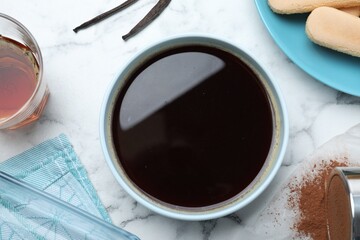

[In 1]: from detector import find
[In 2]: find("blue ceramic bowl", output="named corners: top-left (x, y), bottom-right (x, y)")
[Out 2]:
top-left (100, 35), bottom-right (289, 221)
top-left (255, 0), bottom-right (360, 96)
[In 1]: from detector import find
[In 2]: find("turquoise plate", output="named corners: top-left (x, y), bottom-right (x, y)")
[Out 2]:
top-left (255, 0), bottom-right (360, 96)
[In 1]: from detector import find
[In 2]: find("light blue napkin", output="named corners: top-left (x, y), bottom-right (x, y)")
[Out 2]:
top-left (0, 134), bottom-right (111, 223)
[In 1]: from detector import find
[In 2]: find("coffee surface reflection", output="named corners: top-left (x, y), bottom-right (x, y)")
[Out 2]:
top-left (112, 46), bottom-right (273, 207)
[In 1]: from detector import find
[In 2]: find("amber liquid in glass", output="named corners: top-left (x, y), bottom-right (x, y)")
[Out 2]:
top-left (0, 35), bottom-right (41, 123)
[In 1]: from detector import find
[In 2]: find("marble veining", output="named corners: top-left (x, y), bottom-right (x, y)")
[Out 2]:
top-left (1, 0), bottom-right (360, 239)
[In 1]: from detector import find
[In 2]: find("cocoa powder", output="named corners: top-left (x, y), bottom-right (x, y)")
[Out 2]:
top-left (327, 175), bottom-right (351, 240)
top-left (288, 159), bottom-right (348, 240)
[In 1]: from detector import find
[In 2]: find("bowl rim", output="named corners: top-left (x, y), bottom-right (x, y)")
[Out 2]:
top-left (99, 33), bottom-right (289, 221)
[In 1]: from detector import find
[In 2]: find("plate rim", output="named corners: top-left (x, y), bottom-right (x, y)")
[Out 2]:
top-left (254, 0), bottom-right (360, 97)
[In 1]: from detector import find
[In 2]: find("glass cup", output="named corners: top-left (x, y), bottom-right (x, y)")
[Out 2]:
top-left (0, 13), bottom-right (49, 129)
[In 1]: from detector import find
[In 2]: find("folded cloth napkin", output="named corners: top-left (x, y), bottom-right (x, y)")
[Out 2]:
top-left (0, 134), bottom-right (111, 223)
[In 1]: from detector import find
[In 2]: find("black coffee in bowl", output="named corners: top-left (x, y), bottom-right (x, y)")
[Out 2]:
top-left (111, 45), bottom-right (273, 208)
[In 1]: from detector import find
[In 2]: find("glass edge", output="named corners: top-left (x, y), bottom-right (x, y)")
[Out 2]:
top-left (0, 171), bottom-right (140, 240)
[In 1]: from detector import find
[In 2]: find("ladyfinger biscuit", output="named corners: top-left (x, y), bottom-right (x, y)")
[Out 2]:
top-left (306, 6), bottom-right (360, 57)
top-left (268, 0), bottom-right (360, 14)
top-left (340, 6), bottom-right (360, 16)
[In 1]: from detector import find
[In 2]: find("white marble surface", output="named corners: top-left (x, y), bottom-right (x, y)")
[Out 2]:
top-left (1, 0), bottom-right (360, 239)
